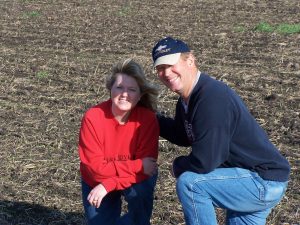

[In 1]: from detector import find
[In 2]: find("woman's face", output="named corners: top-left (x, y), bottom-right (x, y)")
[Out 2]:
top-left (110, 73), bottom-right (141, 115)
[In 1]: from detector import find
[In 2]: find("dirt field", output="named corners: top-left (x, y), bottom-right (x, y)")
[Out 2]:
top-left (0, 0), bottom-right (299, 224)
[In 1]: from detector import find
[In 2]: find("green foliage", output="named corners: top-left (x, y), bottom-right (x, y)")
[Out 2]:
top-left (254, 22), bottom-right (300, 34)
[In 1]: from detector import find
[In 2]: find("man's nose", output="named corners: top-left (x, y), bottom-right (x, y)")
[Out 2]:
top-left (164, 67), bottom-right (172, 77)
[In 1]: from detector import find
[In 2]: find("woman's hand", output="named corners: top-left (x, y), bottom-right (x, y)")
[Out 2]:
top-left (142, 157), bottom-right (158, 176)
top-left (87, 183), bottom-right (108, 208)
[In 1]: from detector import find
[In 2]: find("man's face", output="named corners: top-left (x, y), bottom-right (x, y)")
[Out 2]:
top-left (155, 57), bottom-right (190, 96)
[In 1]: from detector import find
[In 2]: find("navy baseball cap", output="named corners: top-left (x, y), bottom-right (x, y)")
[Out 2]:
top-left (152, 37), bottom-right (190, 67)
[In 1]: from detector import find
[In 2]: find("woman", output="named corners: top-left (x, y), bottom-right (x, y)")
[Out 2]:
top-left (78, 59), bottom-right (159, 225)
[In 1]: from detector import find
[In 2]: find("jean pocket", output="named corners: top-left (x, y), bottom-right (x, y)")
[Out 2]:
top-left (264, 181), bottom-right (287, 203)
top-left (251, 175), bottom-right (265, 201)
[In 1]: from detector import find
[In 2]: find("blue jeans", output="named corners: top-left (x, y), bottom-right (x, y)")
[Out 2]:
top-left (81, 174), bottom-right (157, 225)
top-left (176, 168), bottom-right (288, 225)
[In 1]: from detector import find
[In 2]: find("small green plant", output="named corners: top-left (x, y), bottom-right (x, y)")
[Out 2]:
top-left (36, 71), bottom-right (49, 79)
top-left (254, 22), bottom-right (274, 33)
top-left (23, 11), bottom-right (41, 18)
top-left (118, 6), bottom-right (131, 16)
top-left (234, 25), bottom-right (246, 32)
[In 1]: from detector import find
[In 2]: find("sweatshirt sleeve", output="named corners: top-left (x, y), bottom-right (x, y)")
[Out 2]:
top-left (172, 126), bottom-right (230, 177)
top-left (157, 102), bottom-right (190, 147)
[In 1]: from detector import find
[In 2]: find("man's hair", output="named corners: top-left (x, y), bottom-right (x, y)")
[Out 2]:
top-left (180, 51), bottom-right (199, 68)
top-left (106, 58), bottom-right (159, 111)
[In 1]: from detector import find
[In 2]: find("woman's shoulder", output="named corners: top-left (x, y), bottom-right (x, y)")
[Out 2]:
top-left (84, 100), bottom-right (110, 119)
top-left (133, 105), bottom-right (156, 121)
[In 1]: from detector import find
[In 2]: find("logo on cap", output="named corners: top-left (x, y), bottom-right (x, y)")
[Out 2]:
top-left (155, 45), bottom-right (167, 52)
top-left (152, 37), bottom-right (190, 66)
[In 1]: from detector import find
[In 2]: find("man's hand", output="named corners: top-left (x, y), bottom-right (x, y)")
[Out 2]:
top-left (87, 183), bottom-right (108, 208)
top-left (142, 157), bottom-right (158, 176)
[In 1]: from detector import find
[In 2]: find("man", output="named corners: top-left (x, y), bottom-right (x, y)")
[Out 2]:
top-left (152, 37), bottom-right (290, 225)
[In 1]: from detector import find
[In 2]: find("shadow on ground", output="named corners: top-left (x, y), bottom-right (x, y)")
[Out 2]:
top-left (0, 200), bottom-right (85, 225)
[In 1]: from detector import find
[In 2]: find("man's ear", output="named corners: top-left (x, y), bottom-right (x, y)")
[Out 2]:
top-left (187, 54), bottom-right (195, 67)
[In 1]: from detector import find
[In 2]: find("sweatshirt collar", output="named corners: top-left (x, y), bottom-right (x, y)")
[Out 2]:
top-left (181, 70), bottom-right (201, 113)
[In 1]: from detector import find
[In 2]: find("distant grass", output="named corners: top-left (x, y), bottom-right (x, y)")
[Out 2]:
top-left (276, 23), bottom-right (300, 34)
top-left (254, 22), bottom-right (300, 34)
top-left (235, 22), bottom-right (300, 34)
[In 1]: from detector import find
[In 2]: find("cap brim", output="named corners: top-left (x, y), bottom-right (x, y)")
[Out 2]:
top-left (154, 53), bottom-right (181, 67)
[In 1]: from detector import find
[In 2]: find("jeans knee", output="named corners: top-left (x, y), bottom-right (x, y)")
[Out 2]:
top-left (176, 172), bottom-right (193, 195)
top-left (176, 172), bottom-right (210, 199)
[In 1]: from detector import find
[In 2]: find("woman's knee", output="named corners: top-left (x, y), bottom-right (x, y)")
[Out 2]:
top-left (124, 175), bottom-right (157, 200)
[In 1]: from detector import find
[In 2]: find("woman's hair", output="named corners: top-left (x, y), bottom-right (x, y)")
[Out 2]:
top-left (106, 58), bottom-right (159, 111)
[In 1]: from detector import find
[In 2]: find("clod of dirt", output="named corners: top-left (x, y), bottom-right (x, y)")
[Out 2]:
top-left (264, 93), bottom-right (278, 101)
top-left (287, 62), bottom-right (300, 71)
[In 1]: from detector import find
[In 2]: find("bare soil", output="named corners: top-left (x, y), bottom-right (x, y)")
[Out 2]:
top-left (0, 0), bottom-right (299, 224)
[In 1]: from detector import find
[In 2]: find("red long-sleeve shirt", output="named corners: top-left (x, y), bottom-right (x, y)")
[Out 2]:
top-left (79, 100), bottom-right (159, 192)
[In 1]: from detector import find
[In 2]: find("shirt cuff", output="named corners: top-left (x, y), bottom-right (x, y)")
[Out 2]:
top-left (101, 178), bottom-right (117, 192)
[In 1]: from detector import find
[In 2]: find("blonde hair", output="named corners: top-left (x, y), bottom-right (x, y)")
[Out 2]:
top-left (106, 58), bottom-right (159, 111)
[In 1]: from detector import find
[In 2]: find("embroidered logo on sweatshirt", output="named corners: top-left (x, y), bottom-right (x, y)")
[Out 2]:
top-left (105, 155), bottom-right (132, 162)
top-left (184, 120), bottom-right (194, 142)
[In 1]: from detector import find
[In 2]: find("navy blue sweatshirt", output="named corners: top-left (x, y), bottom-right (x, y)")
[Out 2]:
top-left (158, 73), bottom-right (290, 182)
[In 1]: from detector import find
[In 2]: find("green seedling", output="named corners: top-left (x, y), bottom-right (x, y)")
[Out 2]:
top-left (36, 71), bottom-right (49, 79)
top-left (23, 11), bottom-right (41, 18)
top-left (234, 25), bottom-right (246, 32)
top-left (118, 6), bottom-right (131, 16)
